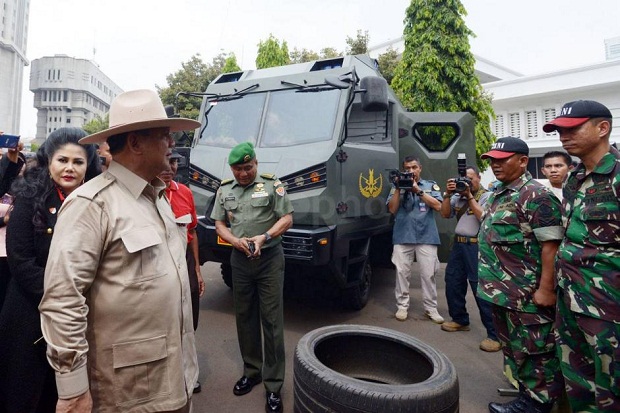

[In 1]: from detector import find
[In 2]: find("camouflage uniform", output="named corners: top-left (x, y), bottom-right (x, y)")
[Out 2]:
top-left (555, 146), bottom-right (620, 412)
top-left (478, 171), bottom-right (564, 404)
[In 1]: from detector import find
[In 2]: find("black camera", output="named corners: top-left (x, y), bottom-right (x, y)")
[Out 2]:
top-left (247, 241), bottom-right (256, 255)
top-left (389, 170), bottom-right (414, 189)
top-left (453, 153), bottom-right (472, 193)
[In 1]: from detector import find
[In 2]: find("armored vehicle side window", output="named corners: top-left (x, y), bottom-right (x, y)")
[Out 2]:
top-left (200, 93), bottom-right (266, 148)
top-left (347, 103), bottom-right (390, 144)
top-left (261, 89), bottom-right (340, 147)
top-left (412, 123), bottom-right (459, 152)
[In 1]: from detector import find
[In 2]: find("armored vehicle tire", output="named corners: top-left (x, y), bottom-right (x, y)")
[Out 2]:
top-left (294, 324), bottom-right (459, 413)
top-left (221, 263), bottom-right (233, 289)
top-left (343, 262), bottom-right (371, 311)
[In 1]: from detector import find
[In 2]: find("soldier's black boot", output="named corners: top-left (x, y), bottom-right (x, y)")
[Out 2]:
top-left (488, 392), bottom-right (528, 413)
top-left (523, 396), bottom-right (554, 413)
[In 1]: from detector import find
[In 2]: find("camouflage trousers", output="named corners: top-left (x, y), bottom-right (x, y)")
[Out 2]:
top-left (492, 305), bottom-right (564, 404)
top-left (555, 289), bottom-right (620, 412)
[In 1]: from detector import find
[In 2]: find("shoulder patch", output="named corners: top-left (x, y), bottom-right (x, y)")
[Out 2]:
top-left (76, 175), bottom-right (115, 200)
top-left (260, 173), bottom-right (276, 180)
top-left (220, 179), bottom-right (233, 185)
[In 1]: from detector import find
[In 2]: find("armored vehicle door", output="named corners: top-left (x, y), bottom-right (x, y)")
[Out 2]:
top-left (397, 112), bottom-right (476, 261)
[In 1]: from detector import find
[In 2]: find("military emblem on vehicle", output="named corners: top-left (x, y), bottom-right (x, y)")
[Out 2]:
top-left (359, 169), bottom-right (383, 198)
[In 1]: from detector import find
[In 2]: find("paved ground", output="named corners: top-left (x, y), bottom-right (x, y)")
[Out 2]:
top-left (190, 261), bottom-right (522, 413)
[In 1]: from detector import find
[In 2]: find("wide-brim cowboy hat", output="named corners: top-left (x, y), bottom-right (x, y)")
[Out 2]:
top-left (79, 89), bottom-right (201, 145)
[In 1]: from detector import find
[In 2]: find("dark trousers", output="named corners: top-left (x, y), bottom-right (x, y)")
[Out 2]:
top-left (186, 249), bottom-right (199, 331)
top-left (230, 245), bottom-right (285, 393)
top-left (444, 241), bottom-right (496, 339)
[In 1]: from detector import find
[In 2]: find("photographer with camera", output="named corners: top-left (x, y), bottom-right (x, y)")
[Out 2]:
top-left (439, 160), bottom-right (500, 352)
top-left (387, 156), bottom-right (444, 323)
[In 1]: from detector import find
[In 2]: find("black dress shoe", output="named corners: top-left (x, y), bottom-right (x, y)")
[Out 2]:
top-left (193, 380), bottom-right (201, 394)
top-left (488, 396), bottom-right (527, 413)
top-left (233, 375), bottom-right (262, 396)
top-left (265, 392), bottom-right (283, 413)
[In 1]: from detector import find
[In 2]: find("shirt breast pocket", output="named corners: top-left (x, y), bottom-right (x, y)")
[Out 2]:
top-left (121, 226), bottom-right (165, 284)
top-left (582, 204), bottom-right (620, 245)
top-left (489, 216), bottom-right (524, 245)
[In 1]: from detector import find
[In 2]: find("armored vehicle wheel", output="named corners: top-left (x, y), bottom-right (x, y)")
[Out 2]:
top-left (343, 262), bottom-right (371, 310)
top-left (294, 325), bottom-right (459, 413)
top-left (221, 263), bottom-right (232, 288)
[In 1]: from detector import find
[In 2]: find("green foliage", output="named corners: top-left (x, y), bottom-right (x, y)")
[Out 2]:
top-left (30, 143), bottom-right (39, 152)
top-left (320, 47), bottom-right (340, 59)
top-left (391, 0), bottom-right (495, 169)
top-left (83, 113), bottom-right (109, 135)
top-left (256, 34), bottom-right (290, 69)
top-left (157, 53), bottom-right (230, 121)
top-left (222, 53), bottom-right (241, 73)
top-left (290, 47), bottom-right (320, 64)
top-left (345, 29), bottom-right (370, 55)
top-left (377, 46), bottom-right (400, 85)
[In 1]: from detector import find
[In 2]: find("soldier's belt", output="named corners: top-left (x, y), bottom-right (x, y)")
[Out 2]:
top-left (455, 235), bottom-right (478, 244)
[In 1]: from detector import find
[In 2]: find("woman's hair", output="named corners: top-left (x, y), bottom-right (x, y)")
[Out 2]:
top-left (11, 127), bottom-right (101, 232)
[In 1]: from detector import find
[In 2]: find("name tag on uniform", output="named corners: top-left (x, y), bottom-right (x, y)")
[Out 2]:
top-left (251, 192), bottom-right (268, 198)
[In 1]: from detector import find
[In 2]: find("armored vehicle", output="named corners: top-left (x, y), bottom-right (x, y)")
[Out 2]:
top-left (187, 54), bottom-right (476, 310)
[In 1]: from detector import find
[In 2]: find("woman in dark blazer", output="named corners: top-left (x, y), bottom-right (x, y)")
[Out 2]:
top-left (0, 128), bottom-right (100, 413)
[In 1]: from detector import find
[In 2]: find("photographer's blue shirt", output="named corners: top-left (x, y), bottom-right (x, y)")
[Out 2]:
top-left (387, 179), bottom-right (442, 245)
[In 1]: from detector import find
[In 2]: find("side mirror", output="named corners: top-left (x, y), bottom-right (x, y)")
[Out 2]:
top-left (360, 76), bottom-right (388, 112)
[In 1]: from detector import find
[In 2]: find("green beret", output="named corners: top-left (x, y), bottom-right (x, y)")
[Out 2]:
top-left (228, 142), bottom-right (256, 165)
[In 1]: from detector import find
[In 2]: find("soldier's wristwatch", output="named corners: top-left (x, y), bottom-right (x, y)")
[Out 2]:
top-left (263, 232), bottom-right (272, 244)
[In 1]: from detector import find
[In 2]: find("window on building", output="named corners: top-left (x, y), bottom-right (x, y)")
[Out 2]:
top-left (525, 110), bottom-right (538, 139)
top-left (527, 157), bottom-right (546, 180)
top-left (67, 119), bottom-right (71, 123)
top-left (63, 91), bottom-right (68, 101)
top-left (543, 108), bottom-right (557, 137)
top-left (494, 114), bottom-right (505, 137)
top-left (509, 112), bottom-right (521, 138)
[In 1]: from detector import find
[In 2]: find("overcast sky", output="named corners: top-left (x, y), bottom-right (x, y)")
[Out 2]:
top-left (18, 0), bottom-right (620, 137)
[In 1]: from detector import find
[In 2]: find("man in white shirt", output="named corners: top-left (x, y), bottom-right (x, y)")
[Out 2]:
top-left (540, 151), bottom-right (572, 201)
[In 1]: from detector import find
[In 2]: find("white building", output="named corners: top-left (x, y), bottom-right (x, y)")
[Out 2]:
top-left (369, 36), bottom-right (620, 182)
top-left (0, 0), bottom-right (30, 135)
top-left (29, 55), bottom-right (123, 140)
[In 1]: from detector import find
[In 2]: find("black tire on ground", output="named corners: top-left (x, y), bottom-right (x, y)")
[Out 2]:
top-left (294, 324), bottom-right (459, 413)
top-left (343, 262), bottom-right (372, 311)
top-left (221, 263), bottom-right (232, 288)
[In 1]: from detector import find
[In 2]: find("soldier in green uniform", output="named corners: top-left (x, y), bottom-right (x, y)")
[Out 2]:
top-left (211, 142), bottom-right (293, 413)
top-left (477, 137), bottom-right (564, 413)
top-left (543, 100), bottom-right (620, 412)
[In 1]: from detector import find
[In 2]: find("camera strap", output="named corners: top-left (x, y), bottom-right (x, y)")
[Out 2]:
top-left (456, 188), bottom-right (486, 221)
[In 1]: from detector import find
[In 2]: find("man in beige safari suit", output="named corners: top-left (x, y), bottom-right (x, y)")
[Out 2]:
top-left (39, 90), bottom-right (200, 412)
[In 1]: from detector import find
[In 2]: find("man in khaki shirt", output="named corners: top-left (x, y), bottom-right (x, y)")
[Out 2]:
top-left (39, 90), bottom-right (200, 412)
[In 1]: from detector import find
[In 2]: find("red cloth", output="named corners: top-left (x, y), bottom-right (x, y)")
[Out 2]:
top-left (164, 181), bottom-right (198, 244)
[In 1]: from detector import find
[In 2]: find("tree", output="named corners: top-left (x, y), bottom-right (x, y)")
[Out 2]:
top-left (391, 0), bottom-right (495, 168)
top-left (290, 47), bottom-right (320, 64)
top-left (222, 53), bottom-right (241, 73)
top-left (320, 47), bottom-right (340, 59)
top-left (83, 113), bottom-right (109, 134)
top-left (157, 53), bottom-right (229, 121)
top-left (377, 46), bottom-right (400, 85)
top-left (345, 29), bottom-right (370, 55)
top-left (256, 34), bottom-right (290, 69)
